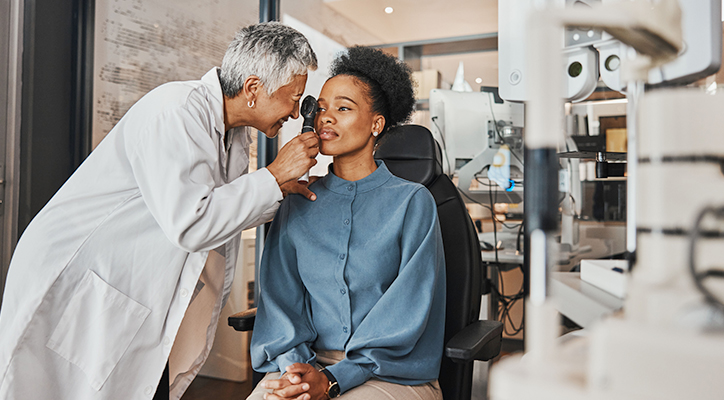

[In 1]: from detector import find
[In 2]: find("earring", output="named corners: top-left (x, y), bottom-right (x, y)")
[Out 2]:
top-left (372, 131), bottom-right (379, 137)
top-left (248, 100), bottom-right (255, 108)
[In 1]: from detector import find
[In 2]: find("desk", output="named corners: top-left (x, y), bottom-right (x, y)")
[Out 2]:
top-left (550, 271), bottom-right (623, 328)
top-left (478, 221), bottom-right (626, 271)
top-left (480, 221), bottom-right (626, 335)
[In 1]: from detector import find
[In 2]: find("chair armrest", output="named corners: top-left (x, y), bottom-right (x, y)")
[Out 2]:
top-left (228, 307), bottom-right (257, 332)
top-left (445, 320), bottom-right (504, 362)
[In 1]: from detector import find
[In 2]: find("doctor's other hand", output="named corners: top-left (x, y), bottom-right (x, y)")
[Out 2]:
top-left (267, 131), bottom-right (319, 188)
top-left (280, 176), bottom-right (320, 201)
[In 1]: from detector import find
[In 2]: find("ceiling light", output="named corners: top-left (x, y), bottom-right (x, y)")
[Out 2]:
top-left (385, 7), bottom-right (394, 14)
top-left (475, 77), bottom-right (483, 84)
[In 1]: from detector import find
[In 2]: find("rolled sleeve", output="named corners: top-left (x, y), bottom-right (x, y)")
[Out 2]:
top-left (325, 358), bottom-right (373, 394)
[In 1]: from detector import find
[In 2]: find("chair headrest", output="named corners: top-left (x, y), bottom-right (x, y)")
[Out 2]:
top-left (374, 125), bottom-right (444, 187)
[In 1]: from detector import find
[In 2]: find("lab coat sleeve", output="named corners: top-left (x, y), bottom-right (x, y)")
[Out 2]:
top-left (250, 200), bottom-right (318, 373)
top-left (246, 202), bottom-right (280, 229)
top-left (127, 103), bottom-right (283, 253)
top-left (326, 188), bottom-right (446, 394)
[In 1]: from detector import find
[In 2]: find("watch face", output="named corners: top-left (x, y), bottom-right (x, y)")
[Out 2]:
top-left (328, 382), bottom-right (341, 398)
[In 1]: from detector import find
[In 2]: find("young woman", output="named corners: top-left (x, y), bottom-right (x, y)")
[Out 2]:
top-left (247, 46), bottom-right (445, 400)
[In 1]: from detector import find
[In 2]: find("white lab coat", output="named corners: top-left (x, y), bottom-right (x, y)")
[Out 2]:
top-left (0, 68), bottom-right (282, 399)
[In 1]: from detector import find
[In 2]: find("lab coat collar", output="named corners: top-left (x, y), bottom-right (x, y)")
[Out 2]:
top-left (323, 160), bottom-right (393, 195)
top-left (201, 67), bottom-right (226, 138)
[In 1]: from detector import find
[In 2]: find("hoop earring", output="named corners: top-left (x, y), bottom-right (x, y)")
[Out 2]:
top-left (248, 100), bottom-right (255, 108)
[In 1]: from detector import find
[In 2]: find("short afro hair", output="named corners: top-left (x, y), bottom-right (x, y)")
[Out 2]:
top-left (329, 46), bottom-right (416, 139)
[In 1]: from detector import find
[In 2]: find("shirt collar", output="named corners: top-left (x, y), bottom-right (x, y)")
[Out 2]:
top-left (201, 67), bottom-right (226, 138)
top-left (322, 160), bottom-right (393, 195)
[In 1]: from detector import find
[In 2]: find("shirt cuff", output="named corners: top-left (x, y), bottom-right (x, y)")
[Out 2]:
top-left (256, 167), bottom-right (283, 203)
top-left (275, 351), bottom-right (316, 374)
top-left (325, 359), bottom-right (373, 394)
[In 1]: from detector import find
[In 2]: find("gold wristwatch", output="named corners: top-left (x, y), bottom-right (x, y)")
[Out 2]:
top-left (320, 367), bottom-right (340, 398)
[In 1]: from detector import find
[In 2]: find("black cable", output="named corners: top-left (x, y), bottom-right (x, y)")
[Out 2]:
top-left (489, 179), bottom-right (499, 263)
top-left (493, 263), bottom-right (525, 336)
top-left (472, 170), bottom-right (521, 229)
top-left (431, 116), bottom-right (454, 175)
top-left (568, 193), bottom-right (580, 218)
top-left (689, 206), bottom-right (724, 310)
top-left (516, 222), bottom-right (524, 252)
top-left (457, 160), bottom-right (525, 334)
top-left (486, 92), bottom-right (524, 166)
top-left (460, 182), bottom-right (523, 231)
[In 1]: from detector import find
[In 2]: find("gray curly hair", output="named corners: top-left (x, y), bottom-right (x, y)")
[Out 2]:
top-left (220, 22), bottom-right (318, 97)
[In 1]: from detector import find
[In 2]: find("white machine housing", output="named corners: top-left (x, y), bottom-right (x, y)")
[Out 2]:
top-left (429, 89), bottom-right (525, 204)
top-left (498, 0), bottom-right (722, 102)
top-left (429, 89), bottom-right (524, 176)
top-left (490, 1), bottom-right (724, 399)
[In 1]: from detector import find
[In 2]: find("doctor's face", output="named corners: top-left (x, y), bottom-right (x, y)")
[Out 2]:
top-left (315, 75), bottom-right (381, 159)
top-left (256, 74), bottom-right (307, 138)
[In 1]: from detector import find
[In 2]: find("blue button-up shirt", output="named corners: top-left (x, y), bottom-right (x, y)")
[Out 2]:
top-left (251, 161), bottom-right (446, 393)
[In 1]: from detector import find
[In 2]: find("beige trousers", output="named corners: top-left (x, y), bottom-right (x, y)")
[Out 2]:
top-left (246, 350), bottom-right (442, 400)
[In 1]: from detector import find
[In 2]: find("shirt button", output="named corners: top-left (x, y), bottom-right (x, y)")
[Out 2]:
top-left (180, 288), bottom-right (189, 298)
top-left (343, 326), bottom-right (348, 333)
top-left (339, 254), bottom-right (346, 260)
top-left (347, 185), bottom-right (353, 191)
top-left (144, 386), bottom-right (154, 396)
top-left (163, 336), bottom-right (171, 346)
top-left (340, 288), bottom-right (346, 295)
top-left (344, 219), bottom-right (350, 225)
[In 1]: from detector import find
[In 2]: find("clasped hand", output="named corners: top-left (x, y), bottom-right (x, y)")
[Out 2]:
top-left (261, 363), bottom-right (329, 400)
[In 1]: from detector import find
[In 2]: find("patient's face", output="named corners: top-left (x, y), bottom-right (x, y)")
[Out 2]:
top-left (315, 75), bottom-right (380, 159)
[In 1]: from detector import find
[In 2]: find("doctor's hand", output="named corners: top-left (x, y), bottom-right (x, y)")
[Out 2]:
top-left (267, 131), bottom-right (319, 189)
top-left (280, 176), bottom-right (320, 201)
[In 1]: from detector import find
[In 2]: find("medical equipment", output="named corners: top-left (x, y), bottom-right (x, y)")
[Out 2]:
top-left (490, 1), bottom-right (724, 399)
top-left (298, 95), bottom-right (317, 183)
top-left (429, 89), bottom-right (525, 204)
top-left (499, 0), bottom-right (722, 103)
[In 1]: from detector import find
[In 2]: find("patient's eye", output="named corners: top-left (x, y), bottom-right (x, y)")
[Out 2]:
top-left (317, 106), bottom-right (327, 112)
top-left (339, 106), bottom-right (350, 111)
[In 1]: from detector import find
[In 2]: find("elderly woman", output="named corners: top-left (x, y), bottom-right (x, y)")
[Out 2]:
top-left (247, 47), bottom-right (446, 400)
top-left (0, 22), bottom-right (318, 399)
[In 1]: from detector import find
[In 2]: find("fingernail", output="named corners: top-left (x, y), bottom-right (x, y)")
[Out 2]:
top-left (263, 394), bottom-right (267, 400)
top-left (261, 382), bottom-right (268, 389)
top-left (302, 383), bottom-right (309, 391)
top-left (311, 194), bottom-right (317, 201)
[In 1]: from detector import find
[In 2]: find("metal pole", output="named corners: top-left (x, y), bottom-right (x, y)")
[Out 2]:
top-left (1, 0), bottom-right (24, 307)
top-left (70, 0), bottom-right (94, 165)
top-left (523, 6), bottom-right (563, 360)
top-left (626, 80), bottom-right (644, 267)
top-left (257, 0), bottom-right (280, 173)
top-left (254, 0), bottom-right (280, 307)
top-left (259, 0), bottom-right (280, 23)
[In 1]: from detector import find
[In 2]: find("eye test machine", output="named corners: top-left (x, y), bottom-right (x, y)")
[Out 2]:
top-left (484, 1), bottom-right (724, 400)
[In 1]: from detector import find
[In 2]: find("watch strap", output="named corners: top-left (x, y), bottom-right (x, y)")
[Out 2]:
top-left (320, 367), bottom-right (340, 398)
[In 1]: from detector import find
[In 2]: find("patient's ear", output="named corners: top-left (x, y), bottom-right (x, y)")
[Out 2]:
top-left (372, 115), bottom-right (385, 136)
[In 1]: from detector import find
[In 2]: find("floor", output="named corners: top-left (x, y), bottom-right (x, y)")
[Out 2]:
top-left (181, 376), bottom-right (253, 400)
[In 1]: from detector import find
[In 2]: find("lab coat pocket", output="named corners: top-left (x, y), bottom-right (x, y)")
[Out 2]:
top-left (46, 269), bottom-right (151, 391)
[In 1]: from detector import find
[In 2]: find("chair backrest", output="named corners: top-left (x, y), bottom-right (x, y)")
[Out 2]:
top-left (375, 124), bottom-right (486, 400)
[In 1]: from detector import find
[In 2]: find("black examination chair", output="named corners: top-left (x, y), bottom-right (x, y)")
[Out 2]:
top-left (229, 124), bottom-right (503, 400)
